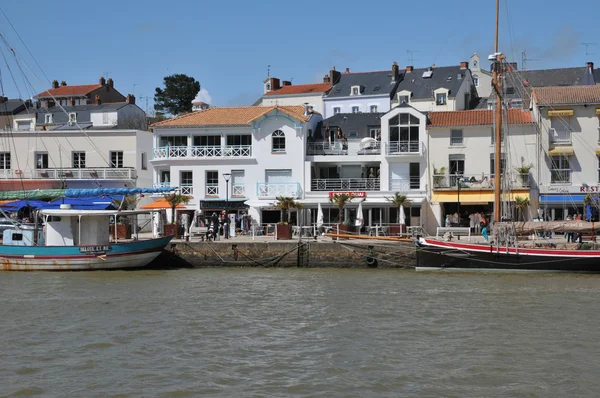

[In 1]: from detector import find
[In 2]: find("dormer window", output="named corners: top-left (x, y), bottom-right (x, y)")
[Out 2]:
top-left (473, 60), bottom-right (478, 68)
top-left (351, 86), bottom-right (360, 96)
top-left (44, 114), bottom-right (53, 124)
top-left (68, 113), bottom-right (77, 124)
top-left (399, 94), bottom-right (409, 104)
top-left (436, 93), bottom-right (447, 105)
top-left (266, 83), bottom-right (271, 91)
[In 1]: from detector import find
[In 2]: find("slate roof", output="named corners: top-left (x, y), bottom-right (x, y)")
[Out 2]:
top-left (317, 113), bottom-right (383, 140)
top-left (428, 109), bottom-right (534, 127)
top-left (36, 84), bottom-right (102, 98)
top-left (265, 83), bottom-right (331, 96)
top-left (151, 106), bottom-right (311, 127)
top-left (397, 66), bottom-right (469, 100)
top-left (533, 85), bottom-right (600, 105)
top-left (33, 103), bottom-right (130, 126)
top-left (324, 70), bottom-right (400, 99)
top-left (0, 99), bottom-right (26, 115)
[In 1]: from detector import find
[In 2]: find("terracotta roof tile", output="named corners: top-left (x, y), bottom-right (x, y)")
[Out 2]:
top-left (151, 105), bottom-right (311, 127)
top-left (265, 83), bottom-right (331, 96)
top-left (36, 84), bottom-right (102, 98)
top-left (533, 85), bottom-right (600, 105)
top-left (428, 109), bottom-right (534, 127)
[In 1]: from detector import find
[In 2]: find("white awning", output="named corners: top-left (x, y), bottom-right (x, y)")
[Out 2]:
top-left (244, 200), bottom-right (276, 208)
top-left (39, 209), bottom-right (158, 217)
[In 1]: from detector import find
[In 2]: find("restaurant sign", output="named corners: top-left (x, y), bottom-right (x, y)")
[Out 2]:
top-left (546, 185), bottom-right (600, 194)
top-left (328, 191), bottom-right (367, 199)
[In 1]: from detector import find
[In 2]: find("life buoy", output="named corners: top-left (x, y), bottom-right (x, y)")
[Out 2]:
top-left (366, 256), bottom-right (378, 268)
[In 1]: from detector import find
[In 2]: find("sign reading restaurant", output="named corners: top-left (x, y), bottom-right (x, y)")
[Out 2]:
top-left (545, 185), bottom-right (600, 194)
top-left (328, 191), bottom-right (367, 198)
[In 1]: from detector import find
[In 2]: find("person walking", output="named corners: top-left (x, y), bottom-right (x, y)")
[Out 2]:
top-left (480, 216), bottom-right (489, 242)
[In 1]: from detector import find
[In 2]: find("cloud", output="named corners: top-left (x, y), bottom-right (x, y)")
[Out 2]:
top-left (194, 88), bottom-right (212, 105)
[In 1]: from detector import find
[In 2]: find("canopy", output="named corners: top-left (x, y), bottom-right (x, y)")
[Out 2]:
top-left (0, 187), bottom-right (175, 201)
top-left (0, 200), bottom-right (49, 211)
top-left (140, 198), bottom-right (185, 209)
top-left (39, 197), bottom-right (118, 210)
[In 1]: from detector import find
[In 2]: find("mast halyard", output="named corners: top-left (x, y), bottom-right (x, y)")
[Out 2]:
top-left (492, 0), bottom-right (503, 223)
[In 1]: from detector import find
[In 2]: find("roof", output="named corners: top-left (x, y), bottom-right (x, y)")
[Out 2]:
top-left (325, 70), bottom-right (399, 99)
top-left (323, 112), bottom-right (383, 127)
top-left (192, 101), bottom-right (209, 105)
top-left (140, 198), bottom-right (185, 209)
top-left (35, 103), bottom-right (131, 126)
top-left (428, 109), bottom-right (534, 127)
top-left (151, 105), bottom-right (311, 127)
top-left (265, 83), bottom-right (331, 96)
top-left (0, 99), bottom-right (26, 115)
top-left (36, 84), bottom-right (102, 98)
top-left (396, 66), bottom-right (468, 100)
top-left (533, 85), bottom-right (600, 105)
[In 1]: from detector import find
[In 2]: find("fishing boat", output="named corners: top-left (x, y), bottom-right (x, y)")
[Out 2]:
top-left (0, 187), bottom-right (175, 271)
top-left (415, 0), bottom-right (600, 272)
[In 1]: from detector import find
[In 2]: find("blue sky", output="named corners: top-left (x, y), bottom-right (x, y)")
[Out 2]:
top-left (0, 0), bottom-right (596, 111)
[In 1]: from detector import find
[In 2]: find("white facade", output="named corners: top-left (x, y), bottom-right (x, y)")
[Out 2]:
top-left (470, 53), bottom-right (493, 98)
top-left (323, 95), bottom-right (390, 119)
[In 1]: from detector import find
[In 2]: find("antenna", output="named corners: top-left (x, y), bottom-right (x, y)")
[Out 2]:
top-left (582, 42), bottom-right (597, 56)
top-left (103, 72), bottom-right (111, 78)
top-left (407, 50), bottom-right (420, 65)
top-left (521, 50), bottom-right (538, 71)
top-left (290, 77), bottom-right (294, 84)
top-left (132, 83), bottom-right (138, 96)
top-left (267, 65), bottom-right (271, 77)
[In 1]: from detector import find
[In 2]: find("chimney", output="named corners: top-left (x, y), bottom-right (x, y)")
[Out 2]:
top-left (61, 81), bottom-right (67, 86)
top-left (431, 64), bottom-right (436, 69)
top-left (330, 67), bottom-right (342, 86)
top-left (303, 103), bottom-right (310, 116)
top-left (99, 76), bottom-right (106, 85)
top-left (107, 78), bottom-right (114, 88)
top-left (52, 80), bottom-right (59, 89)
top-left (282, 81), bottom-right (292, 86)
top-left (406, 66), bottom-right (414, 73)
top-left (323, 74), bottom-right (331, 84)
top-left (583, 62), bottom-right (596, 85)
top-left (345, 67), bottom-right (350, 74)
top-left (588, 62), bottom-right (594, 70)
top-left (126, 94), bottom-right (135, 105)
top-left (271, 77), bottom-right (280, 90)
top-left (392, 62), bottom-right (399, 82)
top-left (460, 61), bottom-right (468, 69)
top-left (95, 94), bottom-right (101, 105)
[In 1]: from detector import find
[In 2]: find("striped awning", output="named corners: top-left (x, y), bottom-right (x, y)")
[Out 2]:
top-left (548, 110), bottom-right (574, 117)
top-left (548, 147), bottom-right (574, 155)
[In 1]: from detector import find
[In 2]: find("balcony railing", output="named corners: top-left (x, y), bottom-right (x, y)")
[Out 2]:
top-left (180, 186), bottom-right (193, 195)
top-left (551, 169), bottom-right (571, 184)
top-left (549, 128), bottom-right (572, 145)
top-left (386, 141), bottom-right (424, 156)
top-left (311, 178), bottom-right (380, 191)
top-left (0, 168), bottom-right (137, 180)
top-left (256, 182), bottom-right (300, 198)
top-left (152, 145), bottom-right (252, 160)
top-left (206, 185), bottom-right (219, 196)
top-left (307, 140), bottom-right (381, 156)
top-left (390, 177), bottom-right (421, 191)
top-left (232, 183), bottom-right (245, 196)
top-left (432, 173), bottom-right (531, 190)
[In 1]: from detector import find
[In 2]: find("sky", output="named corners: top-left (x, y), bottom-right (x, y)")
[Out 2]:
top-left (0, 0), bottom-right (596, 112)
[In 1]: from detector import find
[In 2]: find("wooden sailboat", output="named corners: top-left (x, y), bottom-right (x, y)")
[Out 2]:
top-left (415, 0), bottom-right (600, 272)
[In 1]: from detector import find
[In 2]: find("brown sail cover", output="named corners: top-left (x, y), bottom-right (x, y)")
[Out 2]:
top-left (496, 221), bottom-right (596, 234)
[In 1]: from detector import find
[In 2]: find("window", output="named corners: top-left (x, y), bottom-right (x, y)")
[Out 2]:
top-left (272, 130), bottom-right (285, 152)
top-left (333, 107), bottom-right (341, 115)
top-left (102, 112), bottom-right (109, 124)
top-left (449, 155), bottom-right (465, 186)
top-left (550, 117), bottom-right (572, 144)
top-left (72, 152), bottom-right (85, 168)
top-left (369, 128), bottom-right (380, 139)
top-left (141, 152), bottom-right (147, 170)
top-left (489, 154), bottom-right (506, 178)
top-left (352, 106), bottom-right (359, 113)
top-left (436, 93), bottom-right (447, 105)
top-left (351, 86), bottom-right (360, 95)
top-left (160, 170), bottom-right (170, 184)
top-left (110, 151), bottom-right (123, 168)
top-left (409, 162), bottom-right (420, 189)
top-left (193, 135), bottom-right (221, 146)
top-left (180, 171), bottom-right (193, 195)
top-left (511, 100), bottom-right (523, 109)
top-left (473, 75), bottom-right (479, 87)
top-left (35, 153), bottom-right (48, 169)
top-left (473, 60), bottom-right (478, 68)
top-left (59, 99), bottom-right (68, 106)
top-left (399, 95), bottom-right (409, 104)
top-left (388, 112), bottom-right (420, 150)
top-left (551, 156), bottom-right (571, 183)
top-left (490, 127), bottom-right (505, 144)
top-left (206, 171), bottom-right (218, 195)
top-left (159, 136), bottom-right (187, 147)
top-left (16, 121), bottom-right (30, 131)
top-left (225, 135), bottom-right (251, 146)
top-left (370, 105), bottom-right (378, 113)
top-left (74, 99), bottom-right (81, 106)
top-left (450, 130), bottom-right (463, 146)
top-left (68, 113), bottom-right (77, 124)
top-left (0, 152), bottom-right (10, 169)
top-left (44, 114), bottom-right (53, 124)
top-left (231, 170), bottom-right (245, 196)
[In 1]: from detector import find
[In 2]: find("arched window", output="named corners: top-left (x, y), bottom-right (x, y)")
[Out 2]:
top-left (272, 130), bottom-right (285, 152)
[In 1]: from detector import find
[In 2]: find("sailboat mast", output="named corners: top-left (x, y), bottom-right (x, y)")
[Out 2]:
top-left (493, 0), bottom-right (502, 223)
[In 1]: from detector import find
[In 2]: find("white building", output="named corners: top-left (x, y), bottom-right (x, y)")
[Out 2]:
top-left (469, 53), bottom-right (493, 98)
top-left (150, 105), bottom-right (321, 226)
top-left (192, 102), bottom-right (210, 112)
top-left (257, 77), bottom-right (331, 115)
top-left (426, 109), bottom-right (537, 229)
top-left (532, 85), bottom-right (600, 220)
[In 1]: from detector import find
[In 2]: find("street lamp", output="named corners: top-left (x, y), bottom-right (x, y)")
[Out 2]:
top-left (457, 172), bottom-right (463, 240)
top-left (223, 173), bottom-right (231, 239)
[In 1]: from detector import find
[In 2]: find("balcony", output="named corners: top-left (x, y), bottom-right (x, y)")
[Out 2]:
top-left (390, 177), bottom-right (422, 191)
top-left (307, 140), bottom-right (381, 156)
top-left (0, 168), bottom-right (137, 180)
top-left (180, 186), bottom-right (193, 195)
top-left (232, 183), bottom-right (245, 197)
top-left (256, 182), bottom-right (300, 198)
top-left (206, 185), bottom-right (219, 196)
top-left (433, 173), bottom-right (531, 190)
top-left (550, 169), bottom-right (571, 184)
top-left (549, 128), bottom-right (572, 145)
top-left (386, 141), bottom-right (424, 156)
top-left (311, 178), bottom-right (380, 191)
top-left (152, 145), bottom-right (252, 160)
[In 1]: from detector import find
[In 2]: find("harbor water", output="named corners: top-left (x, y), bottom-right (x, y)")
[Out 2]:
top-left (2, 268), bottom-right (600, 397)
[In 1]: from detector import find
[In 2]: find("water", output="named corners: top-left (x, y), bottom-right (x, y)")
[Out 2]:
top-left (2, 269), bottom-right (600, 397)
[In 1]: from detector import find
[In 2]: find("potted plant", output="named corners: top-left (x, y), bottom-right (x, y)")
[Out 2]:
top-left (433, 165), bottom-right (447, 188)
top-left (329, 193), bottom-right (356, 233)
top-left (385, 192), bottom-right (412, 235)
top-left (515, 158), bottom-right (533, 187)
top-left (514, 196), bottom-right (530, 221)
top-left (273, 196), bottom-right (303, 240)
top-left (163, 193), bottom-right (191, 238)
top-left (110, 195), bottom-right (139, 239)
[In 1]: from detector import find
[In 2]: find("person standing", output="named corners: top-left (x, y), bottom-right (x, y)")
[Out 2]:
top-left (480, 216), bottom-right (489, 242)
top-left (223, 211), bottom-right (230, 239)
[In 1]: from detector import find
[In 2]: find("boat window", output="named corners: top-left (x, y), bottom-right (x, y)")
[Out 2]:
top-left (47, 216), bottom-right (61, 222)
top-left (12, 233), bottom-right (23, 241)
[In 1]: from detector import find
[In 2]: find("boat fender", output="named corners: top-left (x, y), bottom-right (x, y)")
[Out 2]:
top-left (366, 256), bottom-right (378, 268)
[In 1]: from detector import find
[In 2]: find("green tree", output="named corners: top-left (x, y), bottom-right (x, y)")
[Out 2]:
top-left (164, 193), bottom-right (191, 224)
top-left (385, 192), bottom-right (412, 223)
top-left (274, 196), bottom-right (303, 224)
top-left (514, 196), bottom-right (530, 221)
top-left (329, 193), bottom-right (356, 224)
top-left (154, 74), bottom-right (201, 115)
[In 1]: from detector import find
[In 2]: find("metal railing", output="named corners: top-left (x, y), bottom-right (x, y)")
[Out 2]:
top-left (550, 169), bottom-right (571, 184)
top-left (152, 145), bottom-right (252, 160)
top-left (390, 177), bottom-right (421, 191)
top-left (386, 141), bottom-right (423, 155)
top-left (311, 178), bottom-right (380, 191)
top-left (0, 167), bottom-right (137, 180)
top-left (432, 173), bottom-right (531, 189)
top-left (549, 128), bottom-right (572, 145)
top-left (307, 139), bottom-right (381, 156)
top-left (206, 185), bottom-right (219, 196)
top-left (256, 182), bottom-right (300, 198)
top-left (180, 186), bottom-right (193, 195)
top-left (232, 183), bottom-right (245, 196)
